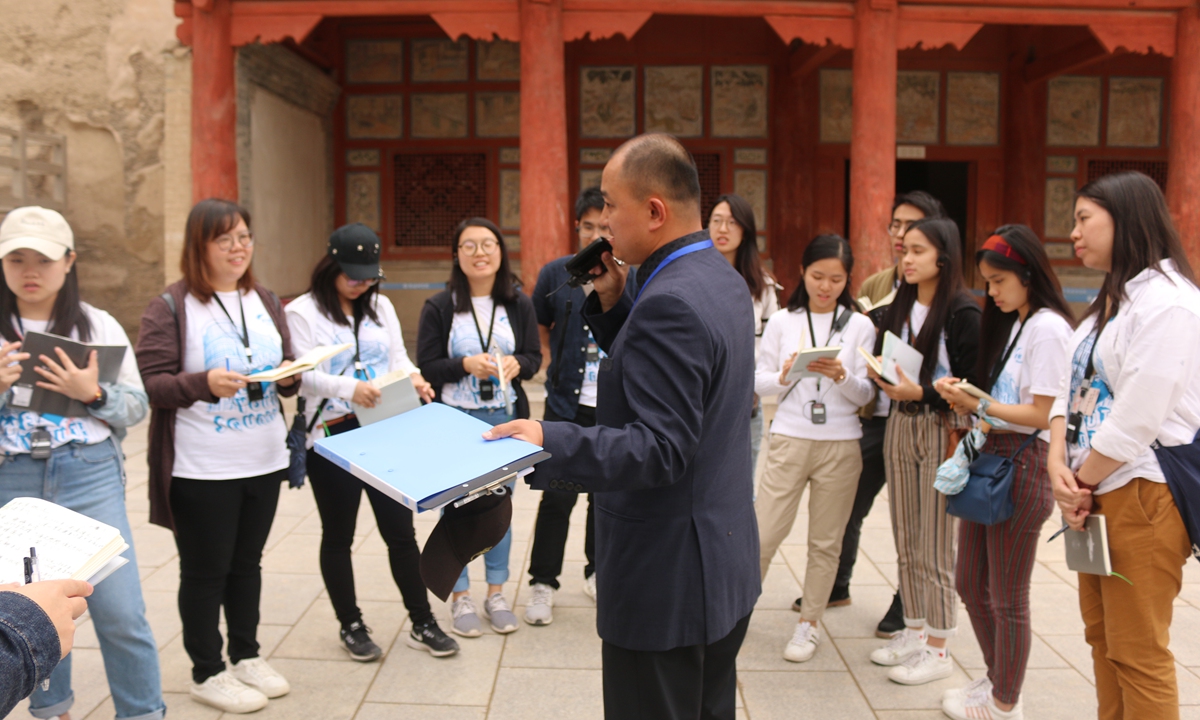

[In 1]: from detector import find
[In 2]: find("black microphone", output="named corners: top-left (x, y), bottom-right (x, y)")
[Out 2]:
top-left (564, 238), bottom-right (613, 288)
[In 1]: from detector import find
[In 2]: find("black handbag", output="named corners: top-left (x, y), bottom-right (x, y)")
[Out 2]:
top-left (946, 433), bottom-right (1038, 526)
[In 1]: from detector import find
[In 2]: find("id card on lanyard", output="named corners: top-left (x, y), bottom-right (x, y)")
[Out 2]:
top-left (1066, 318), bottom-right (1108, 444)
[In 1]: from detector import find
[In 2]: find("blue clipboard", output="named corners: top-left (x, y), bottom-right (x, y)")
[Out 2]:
top-left (313, 403), bottom-right (551, 512)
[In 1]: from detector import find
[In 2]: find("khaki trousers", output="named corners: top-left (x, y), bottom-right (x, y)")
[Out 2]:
top-left (756, 434), bottom-right (862, 623)
top-left (1080, 478), bottom-right (1191, 720)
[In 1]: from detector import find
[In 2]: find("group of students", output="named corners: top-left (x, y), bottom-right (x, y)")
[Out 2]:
top-left (750, 171), bottom-right (1198, 720)
top-left (1, 166), bottom-right (1195, 720)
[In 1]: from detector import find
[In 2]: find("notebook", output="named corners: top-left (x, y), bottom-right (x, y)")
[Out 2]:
top-left (246, 343), bottom-right (353, 382)
top-left (354, 373), bottom-right (422, 426)
top-left (9, 331), bottom-right (126, 417)
top-left (314, 402), bottom-right (551, 513)
top-left (879, 331), bottom-right (924, 386)
top-left (0, 497), bottom-right (129, 586)
top-left (954, 381), bottom-right (997, 404)
top-left (786, 346), bottom-right (843, 382)
top-left (1065, 515), bottom-right (1118, 577)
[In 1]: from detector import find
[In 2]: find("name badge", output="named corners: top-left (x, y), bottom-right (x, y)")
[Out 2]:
top-left (586, 343), bottom-right (600, 364)
top-left (10, 385), bottom-right (32, 407)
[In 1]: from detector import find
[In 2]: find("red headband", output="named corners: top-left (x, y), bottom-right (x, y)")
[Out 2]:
top-left (981, 235), bottom-right (1027, 265)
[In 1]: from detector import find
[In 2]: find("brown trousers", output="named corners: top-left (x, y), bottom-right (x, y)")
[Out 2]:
top-left (1079, 478), bottom-right (1191, 720)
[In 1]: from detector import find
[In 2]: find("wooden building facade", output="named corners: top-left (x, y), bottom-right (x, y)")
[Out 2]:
top-left (174, 0), bottom-right (1200, 298)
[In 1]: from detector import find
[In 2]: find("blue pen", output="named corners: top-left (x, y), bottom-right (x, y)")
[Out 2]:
top-left (225, 358), bottom-right (230, 372)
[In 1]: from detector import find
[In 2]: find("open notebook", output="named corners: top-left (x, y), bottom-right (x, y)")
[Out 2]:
top-left (246, 343), bottom-right (353, 383)
top-left (0, 497), bottom-right (129, 585)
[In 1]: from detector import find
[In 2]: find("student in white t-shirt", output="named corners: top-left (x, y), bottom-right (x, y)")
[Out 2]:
top-left (934, 225), bottom-right (1074, 720)
top-left (0, 206), bottom-right (164, 720)
top-left (286, 224), bottom-right (459, 663)
top-left (416, 218), bottom-right (541, 640)
top-left (709, 194), bottom-right (780, 474)
top-left (1047, 172), bottom-right (1200, 720)
top-left (136, 199), bottom-right (297, 714)
top-left (754, 234), bottom-right (875, 665)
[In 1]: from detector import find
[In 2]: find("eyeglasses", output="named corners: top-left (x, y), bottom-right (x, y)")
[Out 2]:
top-left (710, 216), bottom-right (739, 230)
top-left (213, 232), bottom-right (254, 252)
top-left (344, 276), bottom-right (380, 288)
top-left (887, 220), bottom-right (915, 237)
top-left (458, 238), bottom-right (499, 256)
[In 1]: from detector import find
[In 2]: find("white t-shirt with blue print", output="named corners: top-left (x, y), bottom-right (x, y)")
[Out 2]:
top-left (1064, 316), bottom-right (1114, 466)
top-left (173, 289), bottom-right (288, 480)
top-left (986, 308), bottom-right (1072, 439)
top-left (442, 296), bottom-right (517, 410)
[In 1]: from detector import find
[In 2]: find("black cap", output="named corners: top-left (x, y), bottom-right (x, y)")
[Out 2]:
top-left (327, 223), bottom-right (384, 281)
top-left (420, 490), bottom-right (513, 601)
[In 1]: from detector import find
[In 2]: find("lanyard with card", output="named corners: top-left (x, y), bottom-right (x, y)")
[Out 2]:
top-left (213, 292), bottom-right (265, 403)
top-left (1066, 316), bottom-right (1108, 444)
top-left (470, 301), bottom-right (499, 402)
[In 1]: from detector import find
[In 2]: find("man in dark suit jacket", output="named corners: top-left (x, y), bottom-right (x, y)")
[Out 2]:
top-left (485, 133), bottom-right (760, 720)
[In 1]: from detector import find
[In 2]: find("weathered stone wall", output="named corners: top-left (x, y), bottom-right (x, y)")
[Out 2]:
top-left (0, 0), bottom-right (180, 339)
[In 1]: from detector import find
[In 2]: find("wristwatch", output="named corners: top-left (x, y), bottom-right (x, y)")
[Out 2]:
top-left (87, 386), bottom-right (107, 410)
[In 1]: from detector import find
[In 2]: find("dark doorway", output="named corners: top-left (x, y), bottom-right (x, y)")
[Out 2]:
top-left (895, 161), bottom-right (970, 243)
top-left (840, 160), bottom-right (971, 245)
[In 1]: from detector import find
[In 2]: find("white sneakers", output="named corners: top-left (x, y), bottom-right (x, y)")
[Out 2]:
top-left (783, 622), bottom-right (819, 663)
top-left (524, 583), bottom-right (555, 626)
top-left (190, 670), bottom-right (269, 714)
top-left (942, 678), bottom-right (1023, 720)
top-left (231, 657), bottom-right (291, 698)
top-left (889, 646), bottom-right (953, 685)
top-left (870, 627), bottom-right (926, 666)
top-left (583, 574), bottom-right (597, 603)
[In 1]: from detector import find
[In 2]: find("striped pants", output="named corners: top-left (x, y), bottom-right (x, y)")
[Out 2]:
top-left (884, 409), bottom-right (971, 635)
top-left (956, 433), bottom-right (1054, 705)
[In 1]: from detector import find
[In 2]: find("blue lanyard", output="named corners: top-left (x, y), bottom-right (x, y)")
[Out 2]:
top-left (634, 240), bottom-right (714, 303)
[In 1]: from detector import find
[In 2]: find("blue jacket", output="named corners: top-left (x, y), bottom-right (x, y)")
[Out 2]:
top-left (533, 230), bottom-right (761, 652)
top-left (0, 591), bottom-right (61, 717)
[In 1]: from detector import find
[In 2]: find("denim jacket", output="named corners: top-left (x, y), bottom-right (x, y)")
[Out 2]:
top-left (0, 591), bottom-right (61, 717)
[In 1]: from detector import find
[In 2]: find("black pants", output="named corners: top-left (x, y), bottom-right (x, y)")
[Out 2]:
top-left (835, 416), bottom-right (889, 587)
top-left (602, 613), bottom-right (751, 720)
top-left (528, 404), bottom-right (597, 587)
top-left (306, 421), bottom-right (432, 629)
top-left (171, 471), bottom-right (283, 683)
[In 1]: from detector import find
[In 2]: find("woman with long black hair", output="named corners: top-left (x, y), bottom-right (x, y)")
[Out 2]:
top-left (417, 218), bottom-right (540, 639)
top-left (867, 217), bottom-right (980, 685)
top-left (1047, 172), bottom-right (1200, 720)
top-left (754, 234), bottom-right (876, 664)
top-left (0, 206), bottom-right (164, 720)
top-left (709, 193), bottom-right (780, 473)
top-left (286, 223), bottom-right (458, 662)
top-left (935, 225), bottom-right (1074, 719)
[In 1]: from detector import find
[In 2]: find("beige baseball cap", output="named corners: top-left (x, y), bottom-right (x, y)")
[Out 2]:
top-left (0, 206), bottom-right (74, 260)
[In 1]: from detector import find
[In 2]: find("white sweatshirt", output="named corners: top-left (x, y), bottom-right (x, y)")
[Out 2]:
top-left (756, 306), bottom-right (876, 441)
top-left (286, 292), bottom-right (419, 448)
top-left (1050, 260), bottom-right (1200, 494)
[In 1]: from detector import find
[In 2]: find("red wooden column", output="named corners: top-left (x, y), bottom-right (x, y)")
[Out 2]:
top-left (1168, 5), bottom-right (1200, 260)
top-left (518, 0), bottom-right (571, 289)
top-left (1002, 28), bottom-right (1046, 234)
top-left (191, 0), bottom-right (238, 202)
top-left (849, 0), bottom-right (897, 289)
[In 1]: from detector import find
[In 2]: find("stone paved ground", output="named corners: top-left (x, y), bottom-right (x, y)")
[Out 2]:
top-left (13, 399), bottom-right (1200, 720)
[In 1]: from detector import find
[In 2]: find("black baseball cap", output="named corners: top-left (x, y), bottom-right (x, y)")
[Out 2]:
top-left (420, 490), bottom-right (513, 601)
top-left (327, 223), bottom-right (384, 281)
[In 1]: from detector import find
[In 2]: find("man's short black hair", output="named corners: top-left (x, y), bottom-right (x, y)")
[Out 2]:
top-left (575, 186), bottom-right (605, 222)
top-left (612, 134), bottom-right (701, 211)
top-left (892, 190), bottom-right (947, 220)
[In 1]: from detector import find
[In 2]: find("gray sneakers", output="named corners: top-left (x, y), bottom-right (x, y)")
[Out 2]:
top-left (524, 583), bottom-right (555, 626)
top-left (483, 592), bottom-right (519, 634)
top-left (451, 596), bottom-right (483, 638)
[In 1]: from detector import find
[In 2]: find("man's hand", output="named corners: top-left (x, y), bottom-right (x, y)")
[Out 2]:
top-left (1, 579), bottom-right (93, 659)
top-left (483, 419), bottom-right (544, 446)
top-left (592, 252), bottom-right (629, 312)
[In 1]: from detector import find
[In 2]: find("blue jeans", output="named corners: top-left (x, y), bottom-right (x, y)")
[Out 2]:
top-left (452, 406), bottom-right (515, 592)
top-left (0, 438), bottom-right (165, 720)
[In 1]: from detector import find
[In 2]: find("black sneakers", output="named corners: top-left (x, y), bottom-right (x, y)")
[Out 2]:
top-left (791, 584), bottom-right (851, 612)
top-left (876, 591), bottom-right (905, 638)
top-left (340, 621), bottom-right (383, 662)
top-left (406, 619), bottom-right (460, 658)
